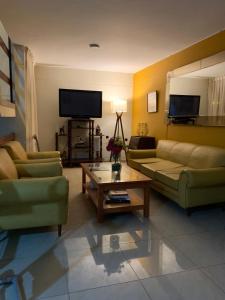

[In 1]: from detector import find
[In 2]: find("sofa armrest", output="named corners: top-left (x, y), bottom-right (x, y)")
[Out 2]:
top-left (180, 167), bottom-right (225, 188)
top-left (0, 176), bottom-right (69, 206)
top-left (27, 151), bottom-right (61, 159)
top-left (127, 149), bottom-right (157, 159)
top-left (16, 162), bottom-right (62, 177)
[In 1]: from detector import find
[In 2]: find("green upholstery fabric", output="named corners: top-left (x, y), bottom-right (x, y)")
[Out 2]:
top-left (180, 167), bottom-right (225, 187)
top-left (0, 149), bottom-right (69, 231)
top-left (128, 157), bottom-right (162, 171)
top-left (127, 139), bottom-right (225, 210)
top-left (27, 151), bottom-right (60, 159)
top-left (0, 149), bottom-right (18, 179)
top-left (2, 140), bottom-right (61, 164)
top-left (168, 142), bottom-right (196, 165)
top-left (3, 141), bottom-right (27, 160)
top-left (188, 145), bottom-right (225, 168)
top-left (156, 140), bottom-right (178, 160)
top-left (140, 160), bottom-right (183, 179)
top-left (127, 149), bottom-right (157, 159)
top-left (155, 166), bottom-right (193, 190)
top-left (16, 162), bottom-right (62, 177)
top-left (14, 158), bottom-right (61, 164)
top-left (154, 171), bottom-right (180, 190)
top-left (0, 176), bottom-right (68, 206)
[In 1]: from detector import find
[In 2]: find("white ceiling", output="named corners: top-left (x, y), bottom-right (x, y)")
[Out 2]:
top-left (0, 0), bottom-right (225, 73)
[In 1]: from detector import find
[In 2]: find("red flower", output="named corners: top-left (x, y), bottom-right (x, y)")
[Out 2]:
top-left (106, 138), bottom-right (123, 155)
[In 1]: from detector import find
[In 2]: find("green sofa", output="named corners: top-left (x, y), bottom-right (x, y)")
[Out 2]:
top-left (0, 148), bottom-right (69, 236)
top-left (2, 140), bottom-right (61, 164)
top-left (127, 140), bottom-right (225, 212)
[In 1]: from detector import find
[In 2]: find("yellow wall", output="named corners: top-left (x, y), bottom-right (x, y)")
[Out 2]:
top-left (132, 30), bottom-right (225, 148)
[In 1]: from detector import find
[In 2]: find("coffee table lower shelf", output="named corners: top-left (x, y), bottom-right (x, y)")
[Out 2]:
top-left (85, 185), bottom-right (144, 215)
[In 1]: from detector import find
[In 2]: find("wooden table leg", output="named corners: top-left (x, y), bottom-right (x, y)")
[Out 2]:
top-left (97, 187), bottom-right (104, 222)
top-left (143, 185), bottom-right (150, 218)
top-left (82, 167), bottom-right (86, 194)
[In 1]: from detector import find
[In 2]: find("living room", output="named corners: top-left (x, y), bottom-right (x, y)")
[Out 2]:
top-left (1, 1), bottom-right (225, 300)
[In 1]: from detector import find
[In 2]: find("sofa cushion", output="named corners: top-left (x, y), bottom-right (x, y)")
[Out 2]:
top-left (188, 145), bottom-right (225, 168)
top-left (156, 140), bottom-right (178, 160)
top-left (128, 157), bottom-right (162, 170)
top-left (155, 171), bottom-right (180, 190)
top-left (155, 166), bottom-right (193, 190)
top-left (169, 142), bottom-right (196, 165)
top-left (140, 160), bottom-right (183, 179)
top-left (3, 141), bottom-right (28, 160)
top-left (0, 149), bottom-right (18, 179)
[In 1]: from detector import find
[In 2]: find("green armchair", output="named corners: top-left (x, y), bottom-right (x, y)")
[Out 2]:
top-left (2, 140), bottom-right (61, 164)
top-left (0, 149), bottom-right (69, 236)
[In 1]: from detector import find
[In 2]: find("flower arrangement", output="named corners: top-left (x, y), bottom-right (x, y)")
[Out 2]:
top-left (106, 136), bottom-right (123, 163)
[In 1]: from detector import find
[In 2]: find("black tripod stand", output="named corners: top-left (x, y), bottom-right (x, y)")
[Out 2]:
top-left (110, 112), bottom-right (127, 162)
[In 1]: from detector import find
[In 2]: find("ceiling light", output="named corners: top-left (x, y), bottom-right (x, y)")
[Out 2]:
top-left (89, 43), bottom-right (100, 48)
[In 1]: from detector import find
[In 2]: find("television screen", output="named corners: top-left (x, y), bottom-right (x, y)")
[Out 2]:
top-left (59, 89), bottom-right (102, 118)
top-left (169, 94), bottom-right (200, 117)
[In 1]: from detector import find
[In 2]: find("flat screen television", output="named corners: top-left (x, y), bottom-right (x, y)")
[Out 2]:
top-left (59, 89), bottom-right (102, 118)
top-left (168, 94), bottom-right (200, 118)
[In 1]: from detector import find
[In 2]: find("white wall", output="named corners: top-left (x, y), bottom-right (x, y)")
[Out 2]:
top-left (170, 77), bottom-right (209, 115)
top-left (35, 65), bottom-right (133, 160)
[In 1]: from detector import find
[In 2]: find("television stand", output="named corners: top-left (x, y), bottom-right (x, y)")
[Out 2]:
top-left (170, 117), bottom-right (196, 125)
top-left (56, 119), bottom-right (103, 166)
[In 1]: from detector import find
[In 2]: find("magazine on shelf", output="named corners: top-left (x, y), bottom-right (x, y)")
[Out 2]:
top-left (105, 194), bottom-right (130, 204)
top-left (108, 190), bottom-right (128, 197)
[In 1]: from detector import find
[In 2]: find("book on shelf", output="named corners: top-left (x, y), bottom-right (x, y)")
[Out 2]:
top-left (105, 194), bottom-right (130, 204)
top-left (108, 190), bottom-right (128, 197)
top-left (105, 190), bottom-right (130, 204)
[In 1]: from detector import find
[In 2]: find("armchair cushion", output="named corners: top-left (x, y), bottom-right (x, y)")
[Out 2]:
top-left (0, 176), bottom-right (68, 206)
top-left (0, 149), bottom-right (18, 179)
top-left (16, 162), bottom-right (63, 178)
top-left (27, 151), bottom-right (60, 159)
top-left (14, 157), bottom-right (61, 164)
top-left (3, 140), bottom-right (61, 164)
top-left (2, 141), bottom-right (27, 160)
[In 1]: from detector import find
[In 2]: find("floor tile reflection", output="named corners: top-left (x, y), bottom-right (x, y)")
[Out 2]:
top-left (120, 239), bottom-right (194, 279)
top-left (142, 269), bottom-right (225, 300)
top-left (1, 167), bottom-right (225, 299)
top-left (70, 281), bottom-right (150, 300)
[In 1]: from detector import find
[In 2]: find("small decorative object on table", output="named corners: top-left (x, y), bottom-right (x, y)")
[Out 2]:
top-left (95, 124), bottom-right (101, 135)
top-left (106, 136), bottom-right (123, 172)
top-left (59, 126), bottom-right (65, 135)
top-left (137, 123), bottom-right (148, 136)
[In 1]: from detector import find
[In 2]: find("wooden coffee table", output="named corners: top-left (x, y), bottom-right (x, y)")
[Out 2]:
top-left (81, 162), bottom-right (151, 222)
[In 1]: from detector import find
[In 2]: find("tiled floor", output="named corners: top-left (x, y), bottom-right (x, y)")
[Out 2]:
top-left (1, 167), bottom-right (225, 299)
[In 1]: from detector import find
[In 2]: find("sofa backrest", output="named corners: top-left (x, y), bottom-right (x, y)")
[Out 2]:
top-left (156, 140), bottom-right (178, 160)
top-left (0, 149), bottom-right (18, 179)
top-left (188, 145), bottom-right (225, 168)
top-left (169, 142), bottom-right (196, 165)
top-left (156, 140), bottom-right (225, 168)
top-left (2, 141), bottom-right (27, 160)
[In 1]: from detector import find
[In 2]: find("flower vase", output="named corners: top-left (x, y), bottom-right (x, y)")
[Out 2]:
top-left (112, 155), bottom-right (121, 173)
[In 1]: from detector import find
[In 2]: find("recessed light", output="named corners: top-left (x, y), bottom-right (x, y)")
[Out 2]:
top-left (89, 43), bottom-right (100, 48)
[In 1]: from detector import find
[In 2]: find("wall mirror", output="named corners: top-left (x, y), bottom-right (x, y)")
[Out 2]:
top-left (165, 50), bottom-right (225, 126)
top-left (0, 21), bottom-right (15, 117)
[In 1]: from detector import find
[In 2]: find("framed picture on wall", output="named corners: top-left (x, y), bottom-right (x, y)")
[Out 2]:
top-left (147, 91), bottom-right (157, 113)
